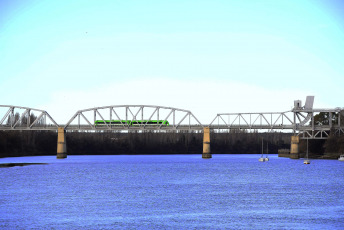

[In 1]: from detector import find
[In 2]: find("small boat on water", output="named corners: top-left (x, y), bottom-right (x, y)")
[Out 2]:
top-left (304, 138), bottom-right (310, 164)
top-left (304, 159), bottom-right (310, 164)
top-left (258, 157), bottom-right (265, 162)
top-left (338, 155), bottom-right (344, 161)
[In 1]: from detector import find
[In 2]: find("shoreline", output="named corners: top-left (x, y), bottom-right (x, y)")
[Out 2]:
top-left (0, 163), bottom-right (48, 168)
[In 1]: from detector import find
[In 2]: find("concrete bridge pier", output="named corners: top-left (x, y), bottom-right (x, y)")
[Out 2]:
top-left (57, 127), bottom-right (67, 159)
top-left (202, 127), bottom-right (212, 159)
top-left (290, 136), bottom-right (299, 159)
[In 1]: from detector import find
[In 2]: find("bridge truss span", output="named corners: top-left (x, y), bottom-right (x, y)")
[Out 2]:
top-left (0, 105), bottom-right (59, 130)
top-left (209, 104), bottom-right (344, 139)
top-left (209, 111), bottom-right (295, 131)
top-left (64, 105), bottom-right (204, 131)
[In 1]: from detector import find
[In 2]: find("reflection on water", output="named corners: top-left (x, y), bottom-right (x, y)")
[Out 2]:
top-left (1, 155), bottom-right (344, 229)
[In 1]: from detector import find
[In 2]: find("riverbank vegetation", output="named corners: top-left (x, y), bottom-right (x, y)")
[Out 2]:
top-left (0, 130), bottom-right (342, 158)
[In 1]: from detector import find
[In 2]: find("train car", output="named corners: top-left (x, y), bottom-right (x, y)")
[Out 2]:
top-left (132, 120), bottom-right (169, 126)
top-left (95, 120), bottom-right (130, 125)
top-left (95, 120), bottom-right (169, 126)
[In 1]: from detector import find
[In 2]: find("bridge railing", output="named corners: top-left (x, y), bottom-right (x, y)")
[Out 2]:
top-left (64, 105), bottom-right (204, 131)
top-left (0, 105), bottom-right (59, 130)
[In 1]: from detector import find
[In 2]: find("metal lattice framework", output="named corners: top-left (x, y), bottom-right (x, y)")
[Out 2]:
top-left (0, 105), bottom-right (59, 130)
top-left (209, 111), bottom-right (295, 131)
top-left (209, 108), bottom-right (344, 139)
top-left (64, 105), bottom-right (203, 131)
top-left (294, 108), bottom-right (344, 139)
top-left (1, 97), bottom-right (343, 138)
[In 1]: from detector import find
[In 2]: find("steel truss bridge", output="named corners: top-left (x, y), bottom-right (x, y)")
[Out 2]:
top-left (1, 97), bottom-right (343, 139)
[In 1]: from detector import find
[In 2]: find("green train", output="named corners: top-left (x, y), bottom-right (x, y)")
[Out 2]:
top-left (95, 120), bottom-right (169, 126)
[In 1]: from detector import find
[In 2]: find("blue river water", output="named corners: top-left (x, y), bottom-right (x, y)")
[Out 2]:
top-left (1, 154), bottom-right (344, 229)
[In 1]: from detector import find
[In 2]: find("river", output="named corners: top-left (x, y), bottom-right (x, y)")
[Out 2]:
top-left (1, 154), bottom-right (343, 229)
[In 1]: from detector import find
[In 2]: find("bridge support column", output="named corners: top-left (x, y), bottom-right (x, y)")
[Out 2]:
top-left (290, 136), bottom-right (299, 159)
top-left (202, 127), bottom-right (212, 159)
top-left (57, 127), bottom-right (67, 159)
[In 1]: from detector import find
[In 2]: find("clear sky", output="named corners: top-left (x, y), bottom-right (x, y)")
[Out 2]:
top-left (1, 0), bottom-right (343, 124)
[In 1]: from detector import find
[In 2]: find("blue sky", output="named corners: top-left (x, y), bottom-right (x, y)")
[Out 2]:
top-left (1, 0), bottom-right (343, 123)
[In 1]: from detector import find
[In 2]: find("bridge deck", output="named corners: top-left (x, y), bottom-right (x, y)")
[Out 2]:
top-left (1, 124), bottom-right (342, 132)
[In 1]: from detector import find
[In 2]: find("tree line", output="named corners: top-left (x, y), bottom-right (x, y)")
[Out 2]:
top-left (1, 129), bottom-right (341, 158)
top-left (5, 112), bottom-right (45, 127)
top-left (313, 111), bottom-right (344, 126)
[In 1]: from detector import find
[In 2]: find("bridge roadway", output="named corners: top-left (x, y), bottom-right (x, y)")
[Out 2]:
top-left (0, 123), bottom-right (340, 132)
